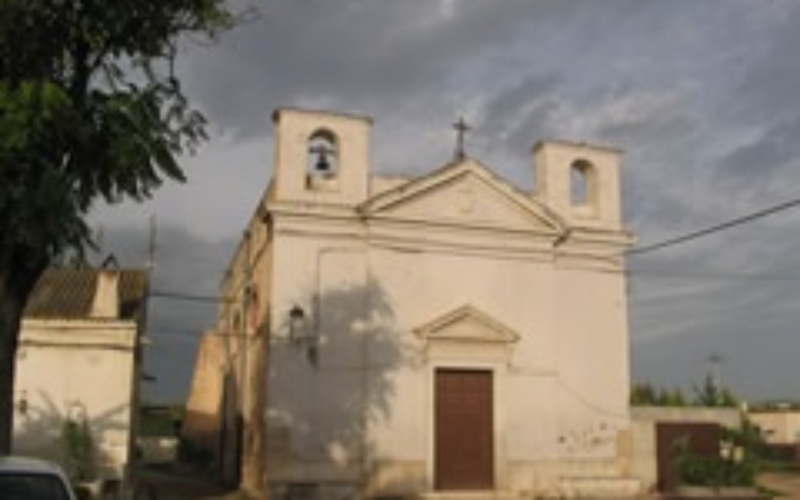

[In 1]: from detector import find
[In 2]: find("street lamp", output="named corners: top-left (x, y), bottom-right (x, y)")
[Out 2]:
top-left (288, 305), bottom-right (318, 366)
top-left (289, 305), bottom-right (306, 342)
top-left (15, 392), bottom-right (27, 416)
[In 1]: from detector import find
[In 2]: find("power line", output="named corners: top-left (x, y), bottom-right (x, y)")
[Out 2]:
top-left (627, 268), bottom-right (800, 282)
top-left (148, 326), bottom-right (207, 338)
top-left (629, 196), bottom-right (800, 256)
top-left (149, 290), bottom-right (231, 304)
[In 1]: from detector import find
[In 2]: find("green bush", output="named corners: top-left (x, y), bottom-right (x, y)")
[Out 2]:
top-left (672, 424), bottom-right (760, 489)
top-left (678, 454), bottom-right (755, 487)
top-left (61, 417), bottom-right (96, 482)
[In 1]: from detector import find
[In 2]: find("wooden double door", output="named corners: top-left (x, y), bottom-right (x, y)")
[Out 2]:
top-left (434, 368), bottom-right (494, 490)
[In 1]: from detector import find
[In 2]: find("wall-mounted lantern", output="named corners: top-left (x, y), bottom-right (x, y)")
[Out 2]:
top-left (15, 392), bottom-right (28, 416)
top-left (289, 305), bottom-right (306, 341)
top-left (288, 305), bottom-right (318, 366)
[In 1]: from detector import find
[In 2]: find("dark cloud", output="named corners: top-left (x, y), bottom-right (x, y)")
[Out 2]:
top-left (714, 115), bottom-right (800, 188)
top-left (479, 75), bottom-right (561, 144)
top-left (728, 2), bottom-right (800, 123)
top-left (632, 312), bottom-right (800, 402)
top-left (180, 0), bottom-right (543, 136)
top-left (700, 2), bottom-right (800, 194)
top-left (179, 0), bottom-right (670, 138)
top-left (93, 224), bottom-right (237, 403)
top-left (630, 203), bottom-right (800, 403)
top-left (92, 0), bottom-right (800, 401)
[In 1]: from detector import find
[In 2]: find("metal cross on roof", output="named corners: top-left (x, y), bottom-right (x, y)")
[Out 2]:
top-left (453, 116), bottom-right (471, 161)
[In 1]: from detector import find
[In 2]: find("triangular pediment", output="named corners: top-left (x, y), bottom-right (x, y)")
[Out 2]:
top-left (414, 305), bottom-right (520, 344)
top-left (360, 159), bottom-right (564, 233)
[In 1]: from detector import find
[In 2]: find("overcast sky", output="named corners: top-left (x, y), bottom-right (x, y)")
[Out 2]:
top-left (92, 0), bottom-right (800, 403)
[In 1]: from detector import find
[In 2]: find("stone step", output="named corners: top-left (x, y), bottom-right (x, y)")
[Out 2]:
top-left (556, 477), bottom-right (642, 499)
top-left (422, 492), bottom-right (518, 500)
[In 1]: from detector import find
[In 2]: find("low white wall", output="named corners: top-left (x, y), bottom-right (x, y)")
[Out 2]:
top-left (13, 319), bottom-right (138, 481)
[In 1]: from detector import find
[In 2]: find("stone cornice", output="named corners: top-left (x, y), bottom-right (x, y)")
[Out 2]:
top-left (414, 305), bottom-right (521, 344)
top-left (358, 158), bottom-right (566, 233)
top-left (19, 319), bottom-right (138, 349)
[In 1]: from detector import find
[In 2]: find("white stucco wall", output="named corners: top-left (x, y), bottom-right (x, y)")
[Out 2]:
top-left (12, 319), bottom-right (138, 480)
top-left (265, 229), bottom-right (631, 494)
top-left (248, 108), bottom-right (636, 498)
top-left (749, 410), bottom-right (800, 444)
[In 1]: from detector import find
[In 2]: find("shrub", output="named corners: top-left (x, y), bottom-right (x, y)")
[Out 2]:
top-left (61, 417), bottom-right (96, 482)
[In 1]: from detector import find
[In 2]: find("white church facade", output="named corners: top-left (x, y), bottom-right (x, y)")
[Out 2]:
top-left (211, 108), bottom-right (638, 498)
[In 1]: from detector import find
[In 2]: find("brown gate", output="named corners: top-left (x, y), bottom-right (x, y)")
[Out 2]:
top-left (656, 422), bottom-right (720, 492)
top-left (435, 369), bottom-right (494, 490)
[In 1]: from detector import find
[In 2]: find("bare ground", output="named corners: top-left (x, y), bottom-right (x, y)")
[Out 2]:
top-left (759, 472), bottom-right (800, 500)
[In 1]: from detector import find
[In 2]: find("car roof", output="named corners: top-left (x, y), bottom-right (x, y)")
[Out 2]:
top-left (0, 456), bottom-right (65, 475)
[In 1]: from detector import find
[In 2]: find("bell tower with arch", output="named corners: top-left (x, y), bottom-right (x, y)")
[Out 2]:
top-left (532, 140), bottom-right (623, 230)
top-left (271, 108), bottom-right (372, 205)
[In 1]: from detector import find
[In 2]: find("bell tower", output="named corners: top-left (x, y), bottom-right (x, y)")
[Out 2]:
top-left (533, 140), bottom-right (623, 230)
top-left (271, 108), bottom-right (372, 205)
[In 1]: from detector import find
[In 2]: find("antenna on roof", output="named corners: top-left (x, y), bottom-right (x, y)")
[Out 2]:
top-left (707, 351), bottom-right (724, 392)
top-left (146, 215), bottom-right (157, 272)
top-left (101, 254), bottom-right (119, 269)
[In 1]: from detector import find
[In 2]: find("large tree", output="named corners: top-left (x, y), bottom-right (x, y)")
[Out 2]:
top-left (0, 0), bottom-right (233, 452)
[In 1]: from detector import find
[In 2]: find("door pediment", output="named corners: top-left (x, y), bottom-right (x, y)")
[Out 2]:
top-left (360, 159), bottom-right (564, 234)
top-left (415, 305), bottom-right (520, 344)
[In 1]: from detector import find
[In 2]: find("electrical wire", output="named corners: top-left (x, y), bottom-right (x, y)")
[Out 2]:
top-left (629, 196), bottom-right (800, 256)
top-left (147, 326), bottom-right (206, 338)
top-left (149, 290), bottom-right (229, 303)
top-left (627, 268), bottom-right (800, 282)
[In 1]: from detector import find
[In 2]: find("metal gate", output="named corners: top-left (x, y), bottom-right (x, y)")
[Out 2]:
top-left (656, 422), bottom-right (720, 492)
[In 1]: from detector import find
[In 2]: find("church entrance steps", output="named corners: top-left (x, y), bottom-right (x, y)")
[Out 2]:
top-left (421, 491), bottom-right (518, 500)
top-left (555, 476), bottom-right (642, 498)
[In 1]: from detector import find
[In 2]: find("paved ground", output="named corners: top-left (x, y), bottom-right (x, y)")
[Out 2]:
top-left (128, 468), bottom-right (800, 500)
top-left (134, 468), bottom-right (248, 500)
top-left (758, 471), bottom-right (800, 499)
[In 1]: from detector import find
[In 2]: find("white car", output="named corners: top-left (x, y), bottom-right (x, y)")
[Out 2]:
top-left (0, 456), bottom-right (78, 500)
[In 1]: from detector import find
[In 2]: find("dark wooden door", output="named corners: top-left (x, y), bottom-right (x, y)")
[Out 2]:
top-left (656, 422), bottom-right (720, 492)
top-left (435, 369), bottom-right (494, 490)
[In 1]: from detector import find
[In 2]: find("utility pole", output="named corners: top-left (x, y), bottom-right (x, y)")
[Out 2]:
top-left (708, 352), bottom-right (723, 393)
top-left (146, 215), bottom-right (157, 273)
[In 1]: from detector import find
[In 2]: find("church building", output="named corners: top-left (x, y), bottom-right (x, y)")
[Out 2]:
top-left (211, 107), bottom-right (638, 498)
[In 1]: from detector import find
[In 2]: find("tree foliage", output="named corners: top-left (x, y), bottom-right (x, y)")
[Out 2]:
top-left (631, 378), bottom-right (739, 408)
top-left (0, 0), bottom-right (234, 452)
top-left (61, 416), bottom-right (96, 482)
top-left (1, 0), bottom-right (232, 259)
top-left (631, 382), bottom-right (688, 407)
top-left (693, 375), bottom-right (739, 408)
top-left (673, 422), bottom-right (762, 488)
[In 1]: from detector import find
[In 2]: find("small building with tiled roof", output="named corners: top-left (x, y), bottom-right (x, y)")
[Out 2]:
top-left (24, 268), bottom-right (147, 321)
top-left (12, 265), bottom-right (148, 486)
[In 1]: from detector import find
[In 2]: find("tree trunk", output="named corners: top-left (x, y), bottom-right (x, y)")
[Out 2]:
top-left (0, 255), bottom-right (47, 454)
top-left (0, 276), bottom-right (25, 453)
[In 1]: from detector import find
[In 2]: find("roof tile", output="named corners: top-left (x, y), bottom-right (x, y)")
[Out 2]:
top-left (24, 268), bottom-right (148, 321)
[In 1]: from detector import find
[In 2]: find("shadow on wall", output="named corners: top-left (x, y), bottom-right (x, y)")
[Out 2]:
top-left (218, 370), bottom-right (242, 487)
top-left (269, 277), bottom-right (414, 482)
top-left (13, 390), bottom-right (129, 480)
